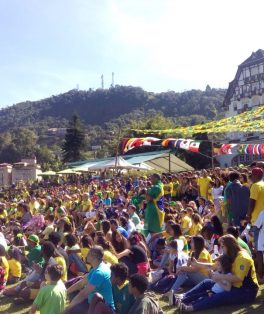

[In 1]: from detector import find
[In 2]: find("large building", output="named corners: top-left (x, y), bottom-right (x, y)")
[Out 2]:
top-left (217, 49), bottom-right (264, 166)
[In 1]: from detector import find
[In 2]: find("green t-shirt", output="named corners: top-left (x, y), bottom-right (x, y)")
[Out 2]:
top-left (238, 237), bottom-right (252, 256)
top-left (33, 280), bottom-right (66, 314)
top-left (27, 244), bottom-right (44, 266)
top-left (112, 280), bottom-right (135, 314)
top-left (130, 212), bottom-right (140, 226)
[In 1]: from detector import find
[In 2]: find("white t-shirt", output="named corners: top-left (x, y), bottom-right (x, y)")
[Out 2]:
top-left (211, 272), bottom-right (232, 293)
top-left (254, 210), bottom-right (264, 251)
top-left (212, 186), bottom-right (223, 200)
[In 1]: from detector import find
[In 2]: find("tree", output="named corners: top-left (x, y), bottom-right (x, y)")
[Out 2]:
top-left (61, 114), bottom-right (85, 163)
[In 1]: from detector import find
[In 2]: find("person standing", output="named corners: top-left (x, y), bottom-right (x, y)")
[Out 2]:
top-left (144, 174), bottom-right (165, 235)
top-left (197, 170), bottom-right (211, 199)
top-left (225, 172), bottom-right (249, 226)
top-left (247, 167), bottom-right (264, 279)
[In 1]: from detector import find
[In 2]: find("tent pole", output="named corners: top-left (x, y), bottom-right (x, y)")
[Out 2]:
top-left (169, 152), bottom-right (171, 173)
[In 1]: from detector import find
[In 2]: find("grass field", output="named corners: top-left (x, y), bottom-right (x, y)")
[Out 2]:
top-left (0, 284), bottom-right (263, 314)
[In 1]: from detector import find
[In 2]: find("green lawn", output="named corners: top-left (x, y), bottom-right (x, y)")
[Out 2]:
top-left (0, 285), bottom-right (263, 314)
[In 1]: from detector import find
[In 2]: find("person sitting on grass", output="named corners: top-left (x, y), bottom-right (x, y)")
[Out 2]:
top-left (174, 235), bottom-right (259, 312)
top-left (7, 247), bottom-right (22, 284)
top-left (127, 273), bottom-right (163, 314)
top-left (65, 245), bottom-right (115, 314)
top-left (29, 264), bottom-right (66, 314)
top-left (175, 254), bottom-right (232, 311)
top-left (110, 262), bottom-right (135, 314)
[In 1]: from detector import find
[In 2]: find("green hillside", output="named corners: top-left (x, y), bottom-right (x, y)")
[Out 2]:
top-left (0, 85), bottom-right (226, 169)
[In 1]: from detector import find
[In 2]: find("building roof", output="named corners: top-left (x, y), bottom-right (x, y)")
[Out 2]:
top-left (240, 49), bottom-right (264, 67)
top-left (223, 49), bottom-right (264, 107)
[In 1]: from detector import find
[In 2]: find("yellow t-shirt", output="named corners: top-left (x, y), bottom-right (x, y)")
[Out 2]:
top-left (81, 248), bottom-right (89, 261)
top-left (197, 177), bottom-right (211, 198)
top-left (103, 251), bottom-right (118, 265)
top-left (8, 259), bottom-right (22, 278)
top-left (189, 223), bottom-right (203, 236)
top-left (232, 250), bottom-right (258, 288)
top-left (172, 181), bottom-right (180, 197)
top-left (1, 256), bottom-right (9, 281)
top-left (164, 182), bottom-right (173, 195)
top-left (250, 181), bottom-right (264, 223)
top-left (54, 256), bottom-right (67, 282)
top-left (181, 216), bottom-right (192, 232)
top-left (198, 249), bottom-right (212, 276)
top-left (207, 187), bottom-right (213, 202)
top-left (179, 235), bottom-right (189, 253)
top-left (81, 200), bottom-right (92, 212)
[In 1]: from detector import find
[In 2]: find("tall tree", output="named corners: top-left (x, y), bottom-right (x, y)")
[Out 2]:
top-left (61, 114), bottom-right (85, 163)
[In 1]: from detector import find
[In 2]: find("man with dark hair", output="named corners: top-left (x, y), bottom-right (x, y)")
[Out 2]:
top-left (144, 173), bottom-right (165, 235)
top-left (49, 231), bottom-right (69, 267)
top-left (110, 263), bottom-right (135, 314)
top-left (128, 274), bottom-right (163, 314)
top-left (65, 246), bottom-right (115, 314)
top-left (225, 171), bottom-right (250, 226)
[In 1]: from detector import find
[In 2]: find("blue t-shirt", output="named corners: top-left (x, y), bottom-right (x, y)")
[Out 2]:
top-left (103, 198), bottom-right (112, 206)
top-left (117, 226), bottom-right (128, 239)
top-left (87, 262), bottom-right (115, 309)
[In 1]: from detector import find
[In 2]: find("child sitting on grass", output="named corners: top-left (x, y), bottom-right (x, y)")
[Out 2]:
top-left (29, 264), bottom-right (66, 314)
top-left (0, 244), bottom-right (9, 290)
top-left (175, 254), bottom-right (232, 311)
top-left (7, 247), bottom-right (22, 284)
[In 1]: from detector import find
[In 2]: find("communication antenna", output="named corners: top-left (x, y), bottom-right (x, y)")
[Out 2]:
top-left (76, 84), bottom-right (79, 90)
top-left (111, 72), bottom-right (115, 87)
top-left (101, 74), bottom-right (104, 89)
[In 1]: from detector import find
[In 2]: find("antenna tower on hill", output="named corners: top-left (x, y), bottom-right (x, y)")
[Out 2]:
top-left (101, 74), bottom-right (104, 89)
top-left (111, 72), bottom-right (115, 87)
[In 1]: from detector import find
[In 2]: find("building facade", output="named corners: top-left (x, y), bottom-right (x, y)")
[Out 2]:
top-left (216, 49), bottom-right (264, 167)
top-left (11, 158), bottom-right (42, 184)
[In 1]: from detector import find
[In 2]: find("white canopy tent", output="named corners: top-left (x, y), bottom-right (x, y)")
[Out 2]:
top-left (72, 162), bottom-right (98, 172)
top-left (88, 156), bottom-right (147, 171)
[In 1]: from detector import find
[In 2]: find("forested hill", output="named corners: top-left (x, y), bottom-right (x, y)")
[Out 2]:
top-left (0, 85), bottom-right (226, 133)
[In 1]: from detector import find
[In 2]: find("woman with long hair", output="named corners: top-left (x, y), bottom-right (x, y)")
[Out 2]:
top-left (176, 235), bottom-right (258, 311)
top-left (94, 231), bottom-right (118, 265)
top-left (168, 236), bottom-right (212, 305)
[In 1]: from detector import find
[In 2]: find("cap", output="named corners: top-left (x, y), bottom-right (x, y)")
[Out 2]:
top-left (28, 234), bottom-right (39, 244)
top-left (252, 167), bottom-right (264, 177)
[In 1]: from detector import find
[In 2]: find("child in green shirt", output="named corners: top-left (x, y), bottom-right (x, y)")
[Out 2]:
top-left (29, 264), bottom-right (66, 314)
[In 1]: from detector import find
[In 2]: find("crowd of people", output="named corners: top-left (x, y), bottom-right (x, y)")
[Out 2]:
top-left (0, 161), bottom-right (263, 313)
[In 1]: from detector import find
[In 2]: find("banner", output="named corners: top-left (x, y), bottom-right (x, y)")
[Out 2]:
top-left (123, 136), bottom-right (264, 157)
top-left (131, 105), bottom-right (264, 135)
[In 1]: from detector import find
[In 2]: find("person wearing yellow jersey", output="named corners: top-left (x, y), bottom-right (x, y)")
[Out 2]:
top-left (163, 177), bottom-right (173, 201)
top-left (169, 236), bottom-right (211, 298)
top-left (0, 245), bottom-right (9, 284)
top-left (247, 167), bottom-right (264, 278)
top-left (7, 248), bottom-right (22, 284)
top-left (197, 170), bottom-right (211, 199)
top-left (180, 208), bottom-right (193, 235)
top-left (172, 176), bottom-right (180, 200)
top-left (189, 214), bottom-right (203, 236)
top-left (54, 255), bottom-right (67, 282)
top-left (178, 235), bottom-right (258, 311)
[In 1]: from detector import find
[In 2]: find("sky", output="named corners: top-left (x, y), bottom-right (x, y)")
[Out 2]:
top-left (0, 0), bottom-right (264, 107)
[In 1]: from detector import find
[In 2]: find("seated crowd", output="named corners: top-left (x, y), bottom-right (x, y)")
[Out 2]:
top-left (0, 162), bottom-right (262, 313)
